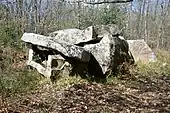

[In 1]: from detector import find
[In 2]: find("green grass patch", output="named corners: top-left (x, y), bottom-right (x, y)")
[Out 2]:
top-left (137, 49), bottom-right (170, 77)
top-left (52, 76), bottom-right (88, 90)
top-left (0, 69), bottom-right (43, 97)
top-left (106, 49), bottom-right (170, 84)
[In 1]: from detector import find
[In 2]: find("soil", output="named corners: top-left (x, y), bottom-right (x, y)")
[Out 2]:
top-left (1, 74), bottom-right (170, 113)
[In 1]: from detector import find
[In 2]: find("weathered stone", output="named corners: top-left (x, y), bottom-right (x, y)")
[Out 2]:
top-left (22, 24), bottom-right (133, 79)
top-left (84, 33), bottom-right (133, 75)
top-left (93, 24), bottom-right (121, 37)
top-left (84, 34), bottom-right (113, 74)
top-left (127, 39), bottom-right (157, 63)
top-left (21, 33), bottom-right (91, 62)
top-left (49, 26), bottom-right (95, 45)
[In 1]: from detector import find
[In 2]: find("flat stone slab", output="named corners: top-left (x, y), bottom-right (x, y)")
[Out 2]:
top-left (21, 33), bottom-right (90, 62)
top-left (127, 39), bottom-right (157, 63)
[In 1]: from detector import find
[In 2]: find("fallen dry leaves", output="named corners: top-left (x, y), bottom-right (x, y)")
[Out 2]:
top-left (1, 74), bottom-right (170, 113)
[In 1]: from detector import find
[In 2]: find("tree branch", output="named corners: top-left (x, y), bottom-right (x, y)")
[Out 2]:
top-left (84, 0), bottom-right (133, 5)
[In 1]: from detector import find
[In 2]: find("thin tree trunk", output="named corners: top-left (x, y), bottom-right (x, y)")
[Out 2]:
top-left (34, 0), bottom-right (38, 33)
top-left (140, 0), bottom-right (146, 40)
top-left (128, 3), bottom-right (132, 38)
top-left (154, 0), bottom-right (159, 21)
top-left (145, 0), bottom-right (150, 42)
top-left (158, 1), bottom-right (166, 48)
top-left (136, 0), bottom-right (142, 39)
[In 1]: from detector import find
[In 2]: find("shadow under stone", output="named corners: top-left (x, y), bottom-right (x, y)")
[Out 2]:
top-left (67, 53), bottom-right (106, 83)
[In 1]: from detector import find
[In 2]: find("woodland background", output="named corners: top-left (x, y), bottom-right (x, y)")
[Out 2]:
top-left (0, 0), bottom-right (170, 49)
top-left (0, 0), bottom-right (170, 112)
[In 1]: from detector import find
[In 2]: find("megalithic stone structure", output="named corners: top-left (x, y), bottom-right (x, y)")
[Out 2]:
top-left (21, 24), bottom-right (136, 79)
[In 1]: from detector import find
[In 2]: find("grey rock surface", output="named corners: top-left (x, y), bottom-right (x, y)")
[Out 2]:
top-left (127, 39), bottom-right (157, 63)
top-left (84, 33), bottom-right (133, 75)
top-left (49, 26), bottom-right (95, 45)
top-left (22, 24), bottom-right (133, 78)
top-left (21, 33), bottom-right (91, 62)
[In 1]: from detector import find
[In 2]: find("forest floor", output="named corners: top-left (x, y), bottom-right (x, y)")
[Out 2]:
top-left (0, 48), bottom-right (170, 113)
top-left (1, 74), bottom-right (170, 113)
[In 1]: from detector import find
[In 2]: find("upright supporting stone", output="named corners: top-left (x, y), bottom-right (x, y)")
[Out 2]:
top-left (27, 49), bottom-right (34, 65)
top-left (26, 48), bottom-right (71, 78)
top-left (46, 55), bottom-right (52, 78)
top-left (26, 48), bottom-right (51, 78)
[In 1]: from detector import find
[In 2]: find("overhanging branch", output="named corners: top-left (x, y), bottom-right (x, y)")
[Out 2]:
top-left (84, 0), bottom-right (133, 5)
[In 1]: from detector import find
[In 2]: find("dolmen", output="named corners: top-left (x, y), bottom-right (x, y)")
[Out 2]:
top-left (21, 24), bottom-right (155, 81)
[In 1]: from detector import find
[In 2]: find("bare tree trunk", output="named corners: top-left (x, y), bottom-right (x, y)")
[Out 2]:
top-left (140, 0), bottom-right (146, 40)
top-left (158, 1), bottom-right (166, 48)
top-left (153, 0), bottom-right (160, 48)
top-left (154, 0), bottom-right (159, 21)
top-left (84, 0), bottom-right (133, 5)
top-left (34, 0), bottom-right (38, 33)
top-left (38, 0), bottom-right (42, 23)
top-left (77, 1), bottom-right (81, 29)
top-left (163, 0), bottom-right (170, 49)
top-left (41, 0), bottom-right (49, 34)
top-left (136, 0), bottom-right (142, 39)
top-left (127, 2), bottom-right (132, 38)
top-left (145, 0), bottom-right (150, 42)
